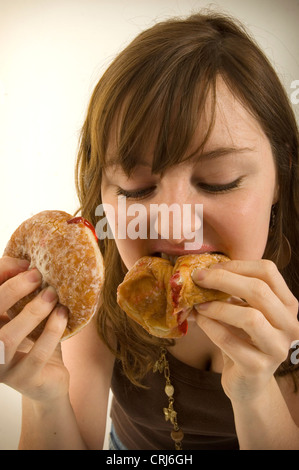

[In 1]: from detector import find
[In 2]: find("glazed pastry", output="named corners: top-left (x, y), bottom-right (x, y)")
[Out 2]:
top-left (117, 253), bottom-right (230, 338)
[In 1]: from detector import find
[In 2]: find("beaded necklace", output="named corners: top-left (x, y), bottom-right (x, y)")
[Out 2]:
top-left (153, 347), bottom-right (184, 450)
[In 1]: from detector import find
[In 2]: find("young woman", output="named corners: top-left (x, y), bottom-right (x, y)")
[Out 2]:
top-left (0, 12), bottom-right (299, 450)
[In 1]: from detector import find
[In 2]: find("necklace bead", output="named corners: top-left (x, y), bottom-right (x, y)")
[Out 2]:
top-left (165, 384), bottom-right (174, 397)
top-left (153, 347), bottom-right (184, 450)
top-left (171, 428), bottom-right (184, 443)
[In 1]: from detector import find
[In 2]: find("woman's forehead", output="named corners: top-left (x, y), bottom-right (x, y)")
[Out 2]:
top-left (104, 77), bottom-right (269, 173)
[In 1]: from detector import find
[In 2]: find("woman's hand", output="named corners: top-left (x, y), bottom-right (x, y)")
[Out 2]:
top-left (0, 256), bottom-right (69, 403)
top-left (192, 259), bottom-right (299, 403)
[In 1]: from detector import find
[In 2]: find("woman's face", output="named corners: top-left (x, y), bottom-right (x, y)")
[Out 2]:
top-left (101, 78), bottom-right (278, 270)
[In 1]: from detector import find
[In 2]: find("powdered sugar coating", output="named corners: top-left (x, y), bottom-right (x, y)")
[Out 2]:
top-left (4, 210), bottom-right (104, 341)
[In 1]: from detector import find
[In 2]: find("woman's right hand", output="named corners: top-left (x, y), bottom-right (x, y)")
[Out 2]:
top-left (0, 256), bottom-right (69, 403)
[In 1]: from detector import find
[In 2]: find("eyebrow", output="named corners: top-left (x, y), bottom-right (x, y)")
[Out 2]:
top-left (194, 146), bottom-right (255, 161)
top-left (105, 146), bottom-right (255, 168)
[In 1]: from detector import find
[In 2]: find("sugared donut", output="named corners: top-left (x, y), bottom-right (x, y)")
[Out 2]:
top-left (3, 210), bottom-right (104, 341)
top-left (117, 253), bottom-right (229, 338)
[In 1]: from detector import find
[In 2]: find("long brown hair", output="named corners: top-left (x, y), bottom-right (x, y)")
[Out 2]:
top-left (75, 11), bottom-right (299, 386)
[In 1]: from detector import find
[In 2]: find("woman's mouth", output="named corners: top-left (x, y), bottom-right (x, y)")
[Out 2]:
top-left (152, 251), bottom-right (225, 266)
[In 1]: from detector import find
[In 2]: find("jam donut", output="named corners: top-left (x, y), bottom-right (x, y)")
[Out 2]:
top-left (3, 210), bottom-right (104, 341)
top-left (117, 253), bottom-right (229, 338)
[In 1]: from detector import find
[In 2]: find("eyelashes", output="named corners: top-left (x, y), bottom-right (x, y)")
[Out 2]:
top-left (197, 177), bottom-right (243, 194)
top-left (115, 186), bottom-right (157, 200)
top-left (115, 177), bottom-right (243, 200)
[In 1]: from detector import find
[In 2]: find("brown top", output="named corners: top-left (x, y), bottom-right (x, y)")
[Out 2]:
top-left (110, 351), bottom-right (239, 450)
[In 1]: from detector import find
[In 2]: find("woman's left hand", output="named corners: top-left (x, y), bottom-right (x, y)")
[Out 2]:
top-left (192, 259), bottom-right (299, 403)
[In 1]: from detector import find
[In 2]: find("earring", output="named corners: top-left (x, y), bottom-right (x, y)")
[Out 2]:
top-left (268, 204), bottom-right (291, 269)
top-left (270, 204), bottom-right (277, 232)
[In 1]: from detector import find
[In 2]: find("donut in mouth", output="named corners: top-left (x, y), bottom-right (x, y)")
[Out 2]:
top-left (117, 253), bottom-right (230, 338)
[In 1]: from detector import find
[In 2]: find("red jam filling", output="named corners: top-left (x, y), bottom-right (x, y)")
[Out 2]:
top-left (170, 271), bottom-right (182, 307)
top-left (178, 319), bottom-right (188, 335)
top-left (67, 216), bottom-right (97, 240)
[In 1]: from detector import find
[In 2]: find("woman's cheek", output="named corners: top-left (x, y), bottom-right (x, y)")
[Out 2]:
top-left (221, 194), bottom-right (271, 260)
top-left (113, 209), bottom-right (149, 269)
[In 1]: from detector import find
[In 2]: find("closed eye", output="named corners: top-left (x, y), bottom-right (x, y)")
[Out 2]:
top-left (115, 177), bottom-right (243, 199)
top-left (115, 186), bottom-right (156, 200)
top-left (197, 177), bottom-right (243, 194)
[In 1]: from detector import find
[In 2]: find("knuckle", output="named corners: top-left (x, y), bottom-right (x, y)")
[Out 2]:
top-left (272, 333), bottom-right (290, 363)
top-left (251, 278), bottom-right (270, 300)
top-left (213, 268), bottom-right (226, 283)
top-left (274, 342), bottom-right (289, 364)
top-left (250, 357), bottom-right (271, 375)
top-left (278, 343), bottom-right (290, 362)
top-left (261, 259), bottom-right (277, 276)
top-left (23, 291), bottom-right (53, 319)
top-left (245, 308), bottom-right (267, 331)
top-left (214, 327), bottom-right (235, 349)
top-left (288, 295), bottom-right (298, 312)
top-left (209, 301), bottom-right (224, 316)
top-left (3, 278), bottom-right (19, 300)
top-left (26, 353), bottom-right (45, 368)
top-left (227, 260), bottom-right (242, 272)
top-left (23, 301), bottom-right (44, 319)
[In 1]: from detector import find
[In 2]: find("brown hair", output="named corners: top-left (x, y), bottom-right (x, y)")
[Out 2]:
top-left (75, 11), bottom-right (299, 386)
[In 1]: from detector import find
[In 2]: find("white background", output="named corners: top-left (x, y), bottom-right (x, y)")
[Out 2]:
top-left (0, 0), bottom-right (298, 450)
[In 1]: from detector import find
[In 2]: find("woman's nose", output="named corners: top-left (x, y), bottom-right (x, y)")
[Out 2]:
top-left (150, 201), bottom-right (203, 246)
top-left (147, 169), bottom-right (203, 246)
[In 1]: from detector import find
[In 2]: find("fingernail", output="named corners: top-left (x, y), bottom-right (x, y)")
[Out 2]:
top-left (56, 305), bottom-right (69, 319)
top-left (210, 262), bottom-right (227, 269)
top-left (26, 268), bottom-right (42, 283)
top-left (42, 286), bottom-right (58, 303)
top-left (191, 268), bottom-right (207, 282)
top-left (196, 302), bottom-right (210, 311)
top-left (17, 259), bottom-right (30, 269)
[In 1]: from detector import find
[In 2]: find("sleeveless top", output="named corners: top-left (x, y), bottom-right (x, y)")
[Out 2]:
top-left (110, 351), bottom-right (239, 450)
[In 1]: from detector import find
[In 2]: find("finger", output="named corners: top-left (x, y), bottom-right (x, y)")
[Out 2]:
top-left (21, 305), bottom-right (68, 372)
top-left (195, 301), bottom-right (289, 361)
top-left (0, 256), bottom-right (30, 285)
top-left (0, 286), bottom-right (58, 362)
top-left (0, 268), bottom-right (42, 314)
top-left (0, 313), bottom-right (10, 329)
top-left (208, 259), bottom-right (297, 310)
top-left (192, 268), bottom-right (286, 329)
top-left (194, 313), bottom-right (264, 369)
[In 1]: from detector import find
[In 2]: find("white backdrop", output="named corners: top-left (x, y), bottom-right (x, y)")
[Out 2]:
top-left (0, 0), bottom-right (298, 450)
